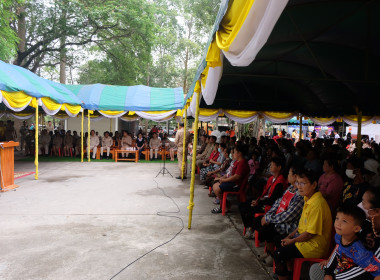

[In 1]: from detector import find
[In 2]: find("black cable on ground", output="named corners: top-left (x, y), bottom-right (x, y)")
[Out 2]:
top-left (109, 178), bottom-right (184, 280)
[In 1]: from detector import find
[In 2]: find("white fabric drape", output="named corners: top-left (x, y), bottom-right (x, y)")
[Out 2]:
top-left (84, 115), bottom-right (104, 122)
top-left (64, 107), bottom-right (80, 118)
top-left (343, 117), bottom-right (375, 127)
top-left (8, 112), bottom-right (35, 120)
top-left (263, 113), bottom-right (295, 124)
top-left (309, 117), bottom-right (337, 126)
top-left (201, 53), bottom-right (224, 105)
top-left (197, 110), bottom-right (222, 122)
top-left (2, 97), bottom-right (32, 112)
top-left (98, 111), bottom-right (127, 119)
top-left (41, 102), bottom-right (61, 116)
top-left (135, 110), bottom-right (176, 122)
top-left (223, 0), bottom-right (288, 66)
top-left (224, 111), bottom-right (258, 124)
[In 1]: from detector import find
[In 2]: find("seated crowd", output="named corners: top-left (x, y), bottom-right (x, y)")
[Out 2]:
top-left (24, 126), bottom-right (177, 161)
top-left (195, 134), bottom-right (380, 280)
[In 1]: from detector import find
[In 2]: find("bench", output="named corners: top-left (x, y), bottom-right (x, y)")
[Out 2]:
top-left (114, 149), bottom-right (138, 163)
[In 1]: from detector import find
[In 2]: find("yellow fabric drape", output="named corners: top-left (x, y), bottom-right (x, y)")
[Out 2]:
top-left (215, 0), bottom-right (255, 52)
top-left (199, 108), bottom-right (220, 116)
top-left (262, 111), bottom-right (295, 119)
top-left (1, 90), bottom-right (32, 109)
top-left (41, 97), bottom-right (61, 111)
top-left (344, 115), bottom-right (373, 123)
top-left (312, 117), bottom-right (337, 123)
top-left (224, 109), bottom-right (258, 118)
top-left (62, 104), bottom-right (82, 115)
top-left (99, 110), bottom-right (126, 116)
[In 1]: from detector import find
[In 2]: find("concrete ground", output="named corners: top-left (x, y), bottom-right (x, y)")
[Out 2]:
top-left (0, 160), bottom-right (272, 280)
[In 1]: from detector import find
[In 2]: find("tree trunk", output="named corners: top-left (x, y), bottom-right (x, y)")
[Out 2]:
top-left (15, 5), bottom-right (26, 66)
top-left (183, 16), bottom-right (194, 94)
top-left (60, 6), bottom-right (67, 83)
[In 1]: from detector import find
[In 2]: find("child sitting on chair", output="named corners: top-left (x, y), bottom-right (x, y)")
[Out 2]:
top-left (310, 204), bottom-right (380, 280)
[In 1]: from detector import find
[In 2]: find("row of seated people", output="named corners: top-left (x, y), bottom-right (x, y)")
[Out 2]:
top-left (198, 136), bottom-right (380, 280)
top-left (35, 128), bottom-right (177, 161)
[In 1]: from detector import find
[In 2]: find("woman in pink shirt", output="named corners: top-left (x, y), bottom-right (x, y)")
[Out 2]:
top-left (318, 157), bottom-right (344, 214)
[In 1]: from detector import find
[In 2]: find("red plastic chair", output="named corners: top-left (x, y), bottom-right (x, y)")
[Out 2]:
top-left (221, 174), bottom-right (249, 216)
top-left (292, 231), bottom-right (336, 280)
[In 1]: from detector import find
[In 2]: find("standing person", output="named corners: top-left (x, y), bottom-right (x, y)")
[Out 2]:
top-left (174, 122), bottom-right (190, 179)
top-left (87, 130), bottom-right (99, 159)
top-left (19, 121), bottom-right (28, 151)
top-left (46, 121), bottom-right (54, 133)
top-left (100, 131), bottom-right (113, 159)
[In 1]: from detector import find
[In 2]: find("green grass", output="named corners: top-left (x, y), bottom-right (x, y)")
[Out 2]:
top-left (16, 156), bottom-right (178, 163)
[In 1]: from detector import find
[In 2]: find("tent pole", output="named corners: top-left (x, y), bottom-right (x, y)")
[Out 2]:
top-left (181, 109), bottom-right (188, 180)
top-left (88, 110), bottom-right (91, 162)
top-left (357, 111), bottom-right (362, 157)
top-left (299, 114), bottom-right (303, 141)
top-left (34, 99), bottom-right (39, 180)
top-left (188, 91), bottom-right (200, 229)
top-left (81, 110), bottom-right (84, 163)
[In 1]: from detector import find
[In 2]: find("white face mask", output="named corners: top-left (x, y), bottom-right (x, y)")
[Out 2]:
top-left (346, 169), bottom-right (356, 179)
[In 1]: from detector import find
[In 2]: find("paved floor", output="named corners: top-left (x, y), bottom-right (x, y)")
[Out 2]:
top-left (0, 160), bottom-right (271, 280)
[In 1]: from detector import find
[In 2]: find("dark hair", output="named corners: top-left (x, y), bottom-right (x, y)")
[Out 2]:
top-left (298, 168), bottom-right (319, 184)
top-left (235, 143), bottom-right (248, 156)
top-left (271, 157), bottom-right (284, 170)
top-left (210, 136), bottom-right (217, 142)
top-left (347, 156), bottom-right (364, 170)
top-left (179, 123), bottom-right (184, 127)
top-left (220, 143), bottom-right (227, 150)
top-left (226, 147), bottom-right (232, 155)
top-left (323, 154), bottom-right (340, 172)
top-left (366, 187), bottom-right (380, 209)
top-left (337, 203), bottom-right (366, 227)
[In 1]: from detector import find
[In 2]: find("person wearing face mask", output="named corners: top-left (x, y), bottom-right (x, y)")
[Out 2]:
top-left (342, 156), bottom-right (369, 207)
top-left (199, 143), bottom-right (226, 184)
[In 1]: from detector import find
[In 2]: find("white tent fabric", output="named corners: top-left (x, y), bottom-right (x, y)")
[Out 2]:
top-left (201, 53), bottom-right (224, 105)
top-left (135, 110), bottom-right (176, 121)
top-left (224, 111), bottom-right (258, 124)
top-left (98, 111), bottom-right (127, 119)
top-left (223, 0), bottom-right (288, 67)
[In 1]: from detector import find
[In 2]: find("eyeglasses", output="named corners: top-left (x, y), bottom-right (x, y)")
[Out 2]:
top-left (295, 181), bottom-right (307, 187)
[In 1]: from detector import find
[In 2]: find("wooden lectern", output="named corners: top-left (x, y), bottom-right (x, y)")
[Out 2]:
top-left (0, 141), bottom-right (19, 192)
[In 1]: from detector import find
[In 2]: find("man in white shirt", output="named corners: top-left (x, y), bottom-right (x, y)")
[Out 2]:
top-left (38, 129), bottom-right (51, 155)
top-left (101, 131), bottom-right (113, 159)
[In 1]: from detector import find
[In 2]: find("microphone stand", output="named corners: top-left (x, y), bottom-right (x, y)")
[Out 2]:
top-left (156, 144), bottom-right (173, 177)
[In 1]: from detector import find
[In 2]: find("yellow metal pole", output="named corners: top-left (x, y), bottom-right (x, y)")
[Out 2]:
top-left (299, 114), bottom-right (303, 140)
top-left (81, 110), bottom-right (84, 162)
top-left (181, 109), bottom-right (188, 180)
top-left (87, 110), bottom-right (91, 162)
top-left (188, 91), bottom-right (200, 229)
top-left (34, 100), bottom-right (39, 180)
top-left (357, 111), bottom-right (362, 157)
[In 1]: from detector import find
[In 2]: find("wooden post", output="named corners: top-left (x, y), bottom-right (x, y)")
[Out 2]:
top-left (357, 111), bottom-right (362, 157)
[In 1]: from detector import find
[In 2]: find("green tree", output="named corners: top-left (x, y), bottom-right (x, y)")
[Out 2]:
top-left (0, 0), bottom-right (24, 61)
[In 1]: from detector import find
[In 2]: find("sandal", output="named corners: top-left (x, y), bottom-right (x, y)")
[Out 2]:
top-left (211, 207), bottom-right (222, 214)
